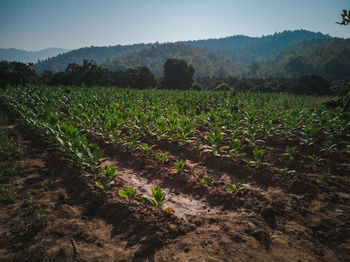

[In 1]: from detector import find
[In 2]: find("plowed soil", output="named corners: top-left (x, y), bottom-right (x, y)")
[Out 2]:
top-left (1, 112), bottom-right (350, 261)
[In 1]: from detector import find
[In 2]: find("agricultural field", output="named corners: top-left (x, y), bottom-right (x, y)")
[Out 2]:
top-left (0, 85), bottom-right (350, 261)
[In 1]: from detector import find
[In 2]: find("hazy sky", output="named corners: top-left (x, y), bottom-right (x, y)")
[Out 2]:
top-left (0, 0), bottom-right (349, 51)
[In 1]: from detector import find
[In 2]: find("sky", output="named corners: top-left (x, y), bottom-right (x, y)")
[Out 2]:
top-left (0, 0), bottom-right (349, 51)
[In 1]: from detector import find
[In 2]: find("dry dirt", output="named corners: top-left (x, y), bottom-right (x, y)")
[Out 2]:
top-left (0, 112), bottom-right (350, 261)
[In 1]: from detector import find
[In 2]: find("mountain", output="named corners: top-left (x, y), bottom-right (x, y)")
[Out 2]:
top-left (32, 30), bottom-right (349, 78)
top-left (181, 30), bottom-right (329, 64)
top-left (259, 37), bottom-right (350, 78)
top-left (100, 43), bottom-right (240, 77)
top-left (0, 48), bottom-right (69, 63)
top-left (33, 44), bottom-right (152, 73)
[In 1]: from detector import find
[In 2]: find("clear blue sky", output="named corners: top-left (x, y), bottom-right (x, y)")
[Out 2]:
top-left (0, 0), bottom-right (349, 51)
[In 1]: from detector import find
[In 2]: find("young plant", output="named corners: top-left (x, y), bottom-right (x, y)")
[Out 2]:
top-left (321, 140), bottom-right (337, 153)
top-left (279, 168), bottom-right (296, 176)
top-left (204, 125), bottom-right (229, 155)
top-left (143, 186), bottom-right (172, 210)
top-left (308, 154), bottom-right (325, 171)
top-left (300, 124), bottom-right (319, 146)
top-left (95, 164), bottom-right (121, 190)
top-left (283, 146), bottom-right (296, 160)
top-left (118, 186), bottom-right (142, 200)
top-left (174, 159), bottom-right (186, 173)
top-left (155, 151), bottom-right (169, 164)
top-left (201, 174), bottom-right (214, 185)
top-left (225, 178), bottom-right (248, 193)
top-left (229, 139), bottom-right (246, 160)
top-left (139, 143), bottom-right (153, 158)
top-left (252, 147), bottom-right (264, 165)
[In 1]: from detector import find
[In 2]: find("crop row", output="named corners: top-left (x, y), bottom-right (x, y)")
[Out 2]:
top-left (1, 85), bottom-right (349, 189)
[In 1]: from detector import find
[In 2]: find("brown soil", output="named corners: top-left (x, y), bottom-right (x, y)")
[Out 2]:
top-left (1, 114), bottom-right (350, 261)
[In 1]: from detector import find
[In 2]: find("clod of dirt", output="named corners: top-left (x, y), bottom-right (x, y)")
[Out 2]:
top-left (287, 180), bottom-right (318, 195)
top-left (251, 229), bottom-right (271, 249)
top-left (260, 206), bottom-right (276, 228)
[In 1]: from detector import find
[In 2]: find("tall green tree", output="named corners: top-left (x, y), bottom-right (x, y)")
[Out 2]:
top-left (162, 58), bottom-right (195, 90)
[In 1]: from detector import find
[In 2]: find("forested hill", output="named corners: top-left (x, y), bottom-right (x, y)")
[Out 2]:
top-left (181, 29), bottom-right (329, 64)
top-left (32, 30), bottom-right (350, 78)
top-left (100, 43), bottom-right (239, 77)
top-left (259, 38), bottom-right (350, 78)
top-left (33, 44), bottom-right (152, 73)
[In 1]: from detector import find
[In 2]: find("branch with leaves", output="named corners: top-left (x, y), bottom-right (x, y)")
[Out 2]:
top-left (337, 9), bottom-right (350, 25)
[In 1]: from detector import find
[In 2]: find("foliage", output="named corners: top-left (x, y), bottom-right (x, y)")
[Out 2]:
top-left (225, 178), bottom-right (248, 192)
top-left (201, 174), bottom-right (214, 185)
top-left (162, 58), bottom-right (195, 90)
top-left (283, 146), bottom-right (296, 160)
top-left (0, 61), bottom-right (38, 88)
top-left (96, 164), bottom-right (121, 190)
top-left (118, 186), bottom-right (142, 200)
top-left (337, 9), bottom-right (350, 25)
top-left (143, 186), bottom-right (172, 210)
top-left (174, 159), bottom-right (186, 173)
top-left (155, 151), bottom-right (169, 164)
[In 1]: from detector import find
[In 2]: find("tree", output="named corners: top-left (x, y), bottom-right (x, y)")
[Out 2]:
top-left (337, 9), bottom-right (350, 25)
top-left (0, 61), bottom-right (38, 88)
top-left (162, 58), bottom-right (195, 90)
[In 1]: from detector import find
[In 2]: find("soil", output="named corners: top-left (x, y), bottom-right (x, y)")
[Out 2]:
top-left (0, 111), bottom-right (350, 261)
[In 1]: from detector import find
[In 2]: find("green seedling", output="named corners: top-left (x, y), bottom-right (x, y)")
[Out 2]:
top-left (229, 139), bottom-right (246, 160)
top-left (118, 186), bottom-right (142, 200)
top-left (143, 186), bottom-right (172, 210)
top-left (300, 124), bottom-right (319, 146)
top-left (201, 174), bottom-right (214, 185)
top-left (321, 140), bottom-right (337, 152)
top-left (283, 146), bottom-right (296, 160)
top-left (139, 143), bottom-right (154, 157)
top-left (174, 159), bottom-right (186, 173)
top-left (308, 154), bottom-right (325, 172)
top-left (155, 151), bottom-right (169, 164)
top-left (225, 178), bottom-right (248, 193)
top-left (279, 168), bottom-right (296, 176)
top-left (308, 154), bottom-right (325, 164)
top-left (253, 147), bottom-right (264, 164)
top-left (205, 125), bottom-right (230, 155)
top-left (96, 164), bottom-right (121, 190)
top-left (319, 171), bottom-right (331, 185)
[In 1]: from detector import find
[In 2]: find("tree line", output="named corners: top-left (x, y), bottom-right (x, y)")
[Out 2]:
top-left (1, 58), bottom-right (349, 96)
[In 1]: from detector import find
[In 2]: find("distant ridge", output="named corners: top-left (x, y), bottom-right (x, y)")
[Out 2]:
top-left (0, 48), bottom-right (69, 63)
top-left (30, 29), bottom-right (350, 78)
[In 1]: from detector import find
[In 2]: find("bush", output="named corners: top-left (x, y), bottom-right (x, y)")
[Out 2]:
top-left (293, 75), bottom-right (331, 96)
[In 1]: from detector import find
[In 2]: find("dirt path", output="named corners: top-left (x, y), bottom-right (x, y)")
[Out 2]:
top-left (0, 111), bottom-right (350, 261)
